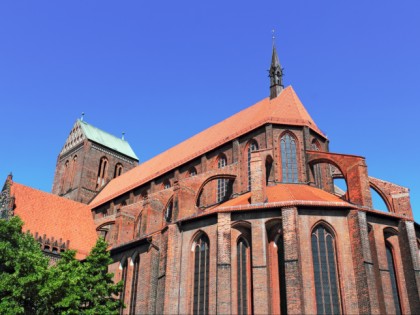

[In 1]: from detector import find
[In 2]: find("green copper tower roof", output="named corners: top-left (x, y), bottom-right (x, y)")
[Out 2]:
top-left (78, 119), bottom-right (138, 160)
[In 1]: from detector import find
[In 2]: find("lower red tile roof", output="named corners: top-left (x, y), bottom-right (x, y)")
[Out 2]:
top-left (11, 182), bottom-right (97, 259)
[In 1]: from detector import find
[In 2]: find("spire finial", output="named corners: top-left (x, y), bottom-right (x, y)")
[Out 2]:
top-left (122, 132), bottom-right (125, 140)
top-left (269, 30), bottom-right (284, 100)
top-left (272, 29), bottom-right (276, 46)
top-left (81, 112), bottom-right (85, 121)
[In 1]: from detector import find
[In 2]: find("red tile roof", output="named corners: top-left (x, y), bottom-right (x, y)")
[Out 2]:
top-left (11, 182), bottom-right (97, 259)
top-left (91, 86), bottom-right (324, 207)
top-left (217, 184), bottom-right (348, 208)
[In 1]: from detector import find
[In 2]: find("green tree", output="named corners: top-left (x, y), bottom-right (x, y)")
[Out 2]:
top-left (0, 216), bottom-right (123, 315)
top-left (0, 216), bottom-right (49, 315)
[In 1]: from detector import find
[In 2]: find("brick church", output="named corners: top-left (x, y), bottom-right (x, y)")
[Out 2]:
top-left (1, 44), bottom-right (419, 314)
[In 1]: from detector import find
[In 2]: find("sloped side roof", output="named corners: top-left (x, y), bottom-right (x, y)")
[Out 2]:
top-left (79, 120), bottom-right (138, 160)
top-left (91, 86), bottom-right (324, 207)
top-left (11, 182), bottom-right (97, 259)
top-left (217, 184), bottom-right (348, 208)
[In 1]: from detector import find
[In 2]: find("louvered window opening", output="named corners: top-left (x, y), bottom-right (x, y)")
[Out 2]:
top-left (247, 141), bottom-right (259, 191)
top-left (312, 226), bottom-right (341, 315)
top-left (386, 244), bottom-right (401, 315)
top-left (217, 156), bottom-right (228, 202)
top-left (276, 236), bottom-right (287, 315)
top-left (281, 134), bottom-right (298, 183)
top-left (193, 235), bottom-right (210, 315)
top-left (130, 256), bottom-right (140, 314)
top-left (96, 158), bottom-right (108, 189)
top-left (311, 143), bottom-right (323, 188)
top-left (237, 239), bottom-right (250, 314)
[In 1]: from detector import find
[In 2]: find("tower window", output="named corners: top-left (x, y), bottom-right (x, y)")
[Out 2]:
top-left (69, 155), bottom-right (78, 189)
top-left (96, 157), bottom-right (108, 190)
top-left (281, 133), bottom-right (298, 183)
top-left (247, 140), bottom-right (259, 191)
top-left (60, 160), bottom-right (70, 193)
top-left (114, 163), bottom-right (123, 178)
top-left (312, 225), bottom-right (341, 314)
top-left (217, 154), bottom-right (228, 203)
top-left (276, 235), bottom-right (287, 314)
top-left (193, 234), bottom-right (210, 315)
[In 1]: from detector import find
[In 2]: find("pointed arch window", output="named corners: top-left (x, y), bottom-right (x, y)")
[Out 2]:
top-left (311, 141), bottom-right (323, 188)
top-left (96, 157), bottom-right (108, 189)
top-left (237, 238), bottom-right (252, 315)
top-left (247, 140), bottom-right (259, 191)
top-left (276, 235), bottom-right (287, 314)
top-left (69, 155), bottom-right (78, 189)
top-left (311, 225), bottom-right (341, 315)
top-left (130, 255), bottom-right (140, 314)
top-left (386, 243), bottom-right (402, 315)
top-left (114, 163), bottom-right (123, 178)
top-left (281, 133), bottom-right (298, 183)
top-left (61, 160), bottom-right (70, 193)
top-left (189, 167), bottom-right (197, 177)
top-left (165, 200), bottom-right (173, 223)
top-left (217, 154), bottom-right (228, 202)
top-left (163, 180), bottom-right (171, 189)
top-left (193, 234), bottom-right (210, 315)
top-left (120, 259), bottom-right (128, 314)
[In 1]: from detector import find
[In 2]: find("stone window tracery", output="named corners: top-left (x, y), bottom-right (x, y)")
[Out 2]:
top-left (130, 255), bottom-right (140, 314)
top-left (217, 154), bottom-right (228, 203)
top-left (193, 234), bottom-right (210, 315)
top-left (237, 237), bottom-right (252, 315)
top-left (385, 242), bottom-right (402, 314)
top-left (311, 225), bottom-right (341, 314)
top-left (281, 133), bottom-right (298, 183)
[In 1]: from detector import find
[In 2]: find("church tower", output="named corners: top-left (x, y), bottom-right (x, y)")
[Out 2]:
top-left (51, 118), bottom-right (138, 204)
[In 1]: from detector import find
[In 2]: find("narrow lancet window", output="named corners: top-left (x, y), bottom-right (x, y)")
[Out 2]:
top-left (281, 133), bottom-right (298, 183)
top-left (312, 225), bottom-right (341, 315)
top-left (237, 238), bottom-right (252, 314)
top-left (217, 155), bottom-right (227, 202)
top-left (386, 244), bottom-right (401, 315)
top-left (276, 236), bottom-right (287, 314)
top-left (247, 141), bottom-right (259, 191)
top-left (114, 163), bottom-right (123, 178)
top-left (311, 141), bottom-right (323, 188)
top-left (130, 256), bottom-right (140, 314)
top-left (96, 157), bottom-right (108, 189)
top-left (193, 234), bottom-right (210, 315)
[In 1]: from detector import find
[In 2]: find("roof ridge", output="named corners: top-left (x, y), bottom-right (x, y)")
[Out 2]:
top-left (78, 119), bottom-right (129, 143)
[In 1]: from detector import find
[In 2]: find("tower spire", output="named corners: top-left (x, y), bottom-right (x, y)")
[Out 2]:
top-left (269, 30), bottom-right (284, 99)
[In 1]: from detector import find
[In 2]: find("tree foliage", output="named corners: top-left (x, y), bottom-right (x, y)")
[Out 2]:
top-left (0, 216), bottom-right (123, 315)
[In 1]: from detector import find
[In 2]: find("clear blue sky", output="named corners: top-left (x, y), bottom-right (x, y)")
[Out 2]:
top-left (1, 1), bottom-right (419, 220)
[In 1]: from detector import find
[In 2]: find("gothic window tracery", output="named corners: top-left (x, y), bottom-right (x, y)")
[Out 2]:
top-left (281, 133), bottom-right (298, 183)
top-left (237, 238), bottom-right (252, 315)
top-left (130, 255), bottom-right (140, 314)
top-left (193, 234), bottom-right (210, 315)
top-left (217, 154), bottom-right (228, 202)
top-left (311, 225), bottom-right (341, 315)
top-left (385, 242), bottom-right (402, 314)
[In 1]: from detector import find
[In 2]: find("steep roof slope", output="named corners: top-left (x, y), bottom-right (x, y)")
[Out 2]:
top-left (60, 119), bottom-right (138, 160)
top-left (91, 86), bottom-right (323, 207)
top-left (11, 182), bottom-right (97, 259)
